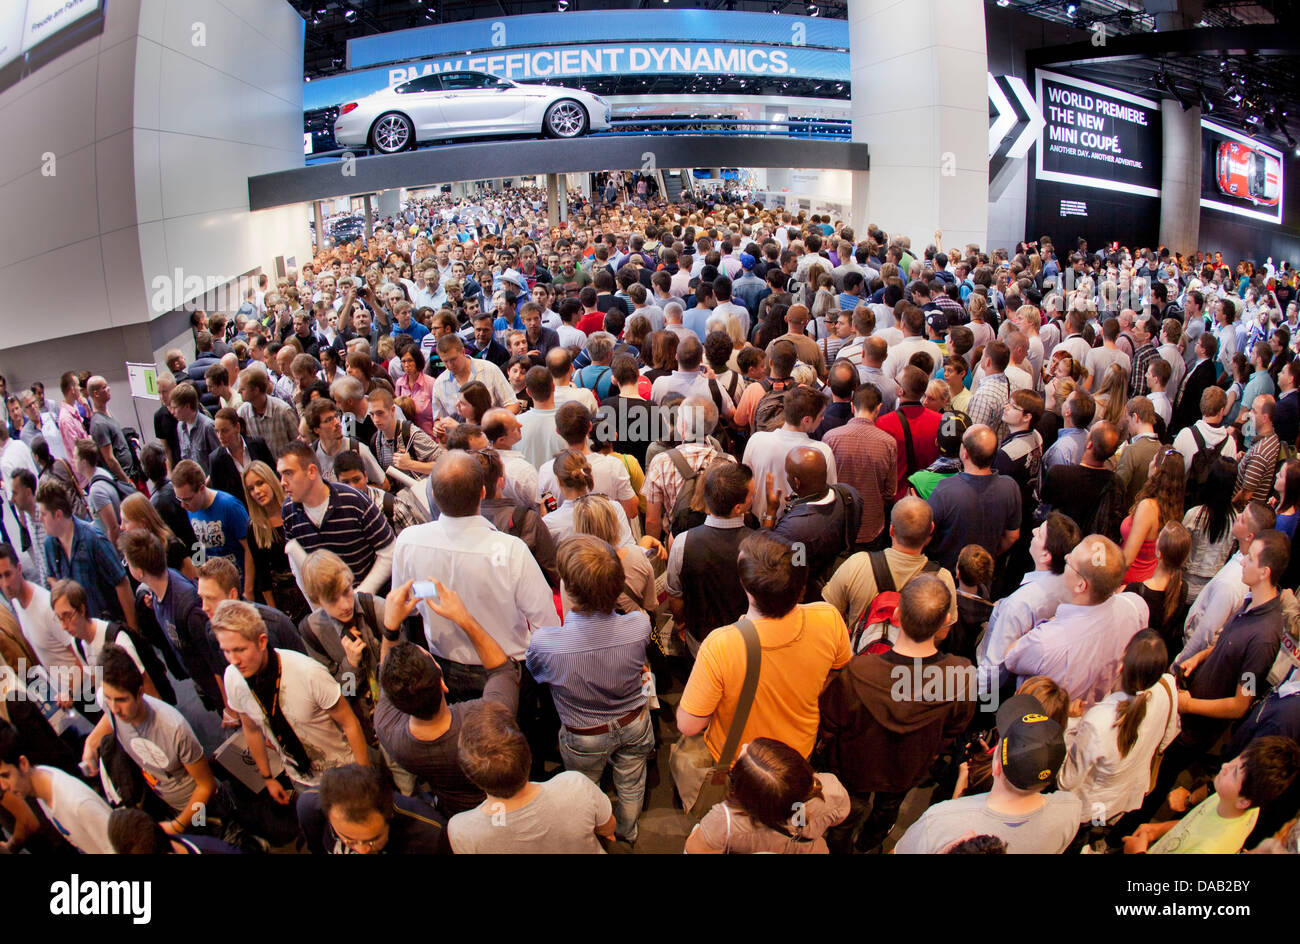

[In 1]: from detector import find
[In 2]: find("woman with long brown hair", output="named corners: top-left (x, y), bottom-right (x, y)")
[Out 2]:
top-left (1124, 521), bottom-right (1191, 656)
top-left (1092, 363), bottom-right (1130, 429)
top-left (241, 460), bottom-right (310, 622)
top-left (1121, 448), bottom-right (1186, 583)
top-left (684, 737), bottom-right (849, 854)
top-left (119, 493), bottom-right (199, 580)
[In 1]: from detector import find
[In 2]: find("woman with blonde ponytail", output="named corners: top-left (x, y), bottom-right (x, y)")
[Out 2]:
top-left (1058, 631), bottom-right (1179, 834)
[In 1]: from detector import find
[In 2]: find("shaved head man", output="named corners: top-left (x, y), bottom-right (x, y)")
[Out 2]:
top-left (924, 424), bottom-right (1023, 571)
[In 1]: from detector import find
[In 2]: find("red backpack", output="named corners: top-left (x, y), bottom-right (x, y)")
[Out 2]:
top-left (850, 552), bottom-right (941, 654)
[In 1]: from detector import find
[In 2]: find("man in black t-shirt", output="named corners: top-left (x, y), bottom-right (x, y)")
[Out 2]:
top-left (1039, 422), bottom-right (1121, 534)
top-left (1179, 531), bottom-right (1289, 751)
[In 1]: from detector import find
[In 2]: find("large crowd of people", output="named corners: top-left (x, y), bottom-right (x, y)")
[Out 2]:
top-left (2, 183), bottom-right (1300, 856)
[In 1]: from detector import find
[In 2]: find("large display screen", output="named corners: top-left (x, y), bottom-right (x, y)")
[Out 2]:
top-left (305, 43), bottom-right (848, 112)
top-left (347, 10), bottom-right (847, 70)
top-left (1034, 69), bottom-right (1161, 198)
top-left (1200, 119), bottom-right (1284, 225)
top-left (0, 0), bottom-right (103, 90)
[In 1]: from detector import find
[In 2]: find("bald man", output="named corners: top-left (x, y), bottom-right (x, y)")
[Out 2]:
top-left (1039, 421), bottom-right (1121, 536)
top-left (768, 447), bottom-right (861, 597)
top-left (86, 375), bottom-right (135, 483)
top-left (924, 425), bottom-right (1022, 572)
top-left (1003, 534), bottom-right (1149, 707)
top-left (821, 496), bottom-right (958, 635)
top-left (482, 407), bottom-right (539, 508)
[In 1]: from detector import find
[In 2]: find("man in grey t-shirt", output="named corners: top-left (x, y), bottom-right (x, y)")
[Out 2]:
top-left (447, 702), bottom-right (614, 853)
top-left (895, 694), bottom-right (1081, 853)
top-left (87, 376), bottom-right (136, 481)
top-left (85, 647), bottom-right (217, 832)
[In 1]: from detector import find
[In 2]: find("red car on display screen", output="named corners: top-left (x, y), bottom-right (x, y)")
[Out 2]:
top-left (1217, 141), bottom-right (1281, 206)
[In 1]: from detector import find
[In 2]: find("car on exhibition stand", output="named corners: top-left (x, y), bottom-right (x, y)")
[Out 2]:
top-left (333, 70), bottom-right (612, 154)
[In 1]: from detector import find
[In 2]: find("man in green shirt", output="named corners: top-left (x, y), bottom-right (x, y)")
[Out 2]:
top-left (1123, 736), bottom-right (1300, 853)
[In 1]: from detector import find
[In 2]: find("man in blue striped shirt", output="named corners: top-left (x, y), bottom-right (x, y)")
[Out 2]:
top-left (278, 442), bottom-right (395, 597)
top-left (526, 535), bottom-right (653, 845)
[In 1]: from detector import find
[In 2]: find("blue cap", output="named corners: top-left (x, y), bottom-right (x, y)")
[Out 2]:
top-left (739, 252), bottom-right (757, 269)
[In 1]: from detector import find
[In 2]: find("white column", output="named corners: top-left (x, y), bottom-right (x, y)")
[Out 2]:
top-left (851, 0), bottom-right (989, 251)
top-left (546, 173), bottom-right (560, 228)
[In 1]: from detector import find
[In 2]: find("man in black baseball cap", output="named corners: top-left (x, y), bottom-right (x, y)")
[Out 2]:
top-left (894, 693), bottom-right (1082, 853)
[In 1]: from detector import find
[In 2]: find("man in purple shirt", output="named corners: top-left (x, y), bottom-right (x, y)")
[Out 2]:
top-left (526, 535), bottom-right (653, 845)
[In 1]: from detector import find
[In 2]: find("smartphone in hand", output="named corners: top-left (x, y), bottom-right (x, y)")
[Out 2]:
top-left (411, 580), bottom-right (440, 603)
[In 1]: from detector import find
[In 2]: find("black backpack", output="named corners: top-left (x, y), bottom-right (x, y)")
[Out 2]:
top-left (666, 448), bottom-right (731, 536)
top-left (1185, 426), bottom-right (1231, 508)
top-left (92, 468), bottom-right (139, 502)
top-left (752, 378), bottom-right (794, 433)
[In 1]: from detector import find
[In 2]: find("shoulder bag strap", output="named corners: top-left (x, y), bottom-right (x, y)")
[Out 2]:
top-left (868, 550), bottom-right (896, 594)
top-left (716, 618), bottom-right (762, 770)
top-left (895, 408), bottom-right (917, 474)
top-left (666, 447), bottom-right (692, 479)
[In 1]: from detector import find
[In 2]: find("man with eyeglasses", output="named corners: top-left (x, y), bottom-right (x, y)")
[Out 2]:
top-left (297, 763), bottom-right (449, 854)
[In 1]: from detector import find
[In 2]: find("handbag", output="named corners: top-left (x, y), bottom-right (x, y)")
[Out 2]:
top-left (669, 617), bottom-right (762, 820)
top-left (1148, 677), bottom-right (1177, 794)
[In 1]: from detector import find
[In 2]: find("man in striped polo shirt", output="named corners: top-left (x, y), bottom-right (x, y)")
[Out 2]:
top-left (278, 441), bottom-right (395, 597)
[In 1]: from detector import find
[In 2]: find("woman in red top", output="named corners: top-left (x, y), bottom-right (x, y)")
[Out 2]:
top-left (1121, 448), bottom-right (1185, 583)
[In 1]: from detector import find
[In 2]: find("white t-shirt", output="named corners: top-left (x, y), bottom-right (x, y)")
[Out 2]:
top-left (538, 452), bottom-right (635, 507)
top-left (77, 619), bottom-right (143, 673)
top-left (14, 585), bottom-right (79, 674)
top-left (742, 427), bottom-right (837, 521)
top-left (224, 649), bottom-right (351, 785)
top-left (38, 766), bottom-right (115, 854)
top-left (553, 385), bottom-right (599, 413)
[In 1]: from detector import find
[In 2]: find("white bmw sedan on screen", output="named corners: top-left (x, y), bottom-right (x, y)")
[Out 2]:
top-left (333, 70), bottom-right (611, 153)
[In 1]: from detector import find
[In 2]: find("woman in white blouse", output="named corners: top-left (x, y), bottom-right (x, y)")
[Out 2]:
top-left (1059, 630), bottom-right (1180, 828)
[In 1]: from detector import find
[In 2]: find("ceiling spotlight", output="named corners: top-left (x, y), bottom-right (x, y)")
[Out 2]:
top-left (807, 2), bottom-right (819, 14)
top-left (1198, 88), bottom-right (1213, 113)
top-left (1246, 112), bottom-right (1261, 125)
top-left (1066, 3), bottom-right (1077, 14)
top-left (424, 9), bottom-right (435, 18)
top-left (557, 0), bottom-right (568, 9)
top-left (343, 7), bottom-right (356, 20)
top-left (996, 0), bottom-right (1010, 5)
top-left (315, 6), bottom-right (327, 15)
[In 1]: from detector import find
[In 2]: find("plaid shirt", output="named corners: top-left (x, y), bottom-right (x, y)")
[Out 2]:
top-left (823, 417), bottom-right (898, 543)
top-left (967, 373), bottom-right (1012, 441)
top-left (1129, 342), bottom-right (1161, 398)
top-left (238, 396), bottom-right (299, 459)
top-left (644, 443), bottom-right (724, 514)
top-left (934, 292), bottom-right (966, 322)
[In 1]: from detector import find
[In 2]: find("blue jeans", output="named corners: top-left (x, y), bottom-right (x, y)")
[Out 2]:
top-left (558, 709), bottom-right (655, 842)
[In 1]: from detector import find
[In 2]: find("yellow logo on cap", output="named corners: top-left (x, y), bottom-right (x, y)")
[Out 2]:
top-left (1022, 713), bottom-right (1048, 723)
top-left (1038, 769), bottom-right (1051, 780)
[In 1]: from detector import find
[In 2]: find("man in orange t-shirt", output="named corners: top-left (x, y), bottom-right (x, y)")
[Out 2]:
top-left (677, 531), bottom-right (852, 761)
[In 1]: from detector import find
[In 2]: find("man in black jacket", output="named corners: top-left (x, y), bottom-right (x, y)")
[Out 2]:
top-left (770, 447), bottom-right (861, 601)
top-left (818, 575), bottom-right (977, 853)
top-left (1171, 332), bottom-right (1219, 437)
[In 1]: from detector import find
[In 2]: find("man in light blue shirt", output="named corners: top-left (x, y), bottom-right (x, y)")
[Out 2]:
top-left (1037, 390), bottom-right (1094, 493)
top-left (682, 281), bottom-right (716, 342)
top-left (977, 513), bottom-right (1077, 695)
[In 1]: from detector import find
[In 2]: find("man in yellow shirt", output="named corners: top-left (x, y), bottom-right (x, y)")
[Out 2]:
top-left (677, 531), bottom-right (852, 762)
top-left (1123, 736), bottom-right (1300, 854)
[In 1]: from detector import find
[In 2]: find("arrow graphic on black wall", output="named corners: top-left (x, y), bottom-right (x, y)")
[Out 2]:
top-left (989, 72), bottom-right (1046, 179)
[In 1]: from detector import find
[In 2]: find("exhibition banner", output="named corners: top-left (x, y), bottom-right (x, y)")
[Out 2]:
top-left (347, 10), bottom-right (848, 69)
top-left (306, 43), bottom-right (848, 112)
top-left (1034, 69), bottom-right (1161, 197)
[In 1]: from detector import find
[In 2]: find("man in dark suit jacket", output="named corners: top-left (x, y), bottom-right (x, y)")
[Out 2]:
top-left (209, 434), bottom-right (275, 508)
top-left (1275, 361), bottom-right (1300, 449)
top-left (1171, 332), bottom-right (1219, 437)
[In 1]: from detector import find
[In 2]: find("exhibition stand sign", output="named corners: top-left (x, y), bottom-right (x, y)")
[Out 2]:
top-left (1034, 69), bottom-right (1162, 198)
